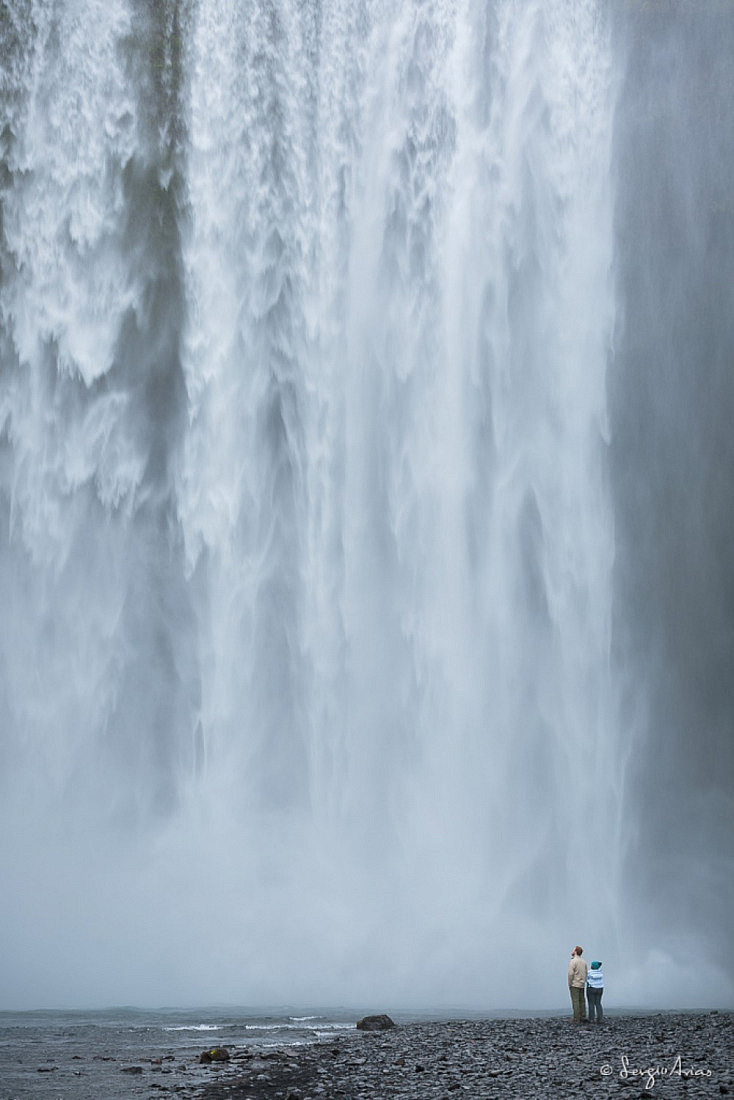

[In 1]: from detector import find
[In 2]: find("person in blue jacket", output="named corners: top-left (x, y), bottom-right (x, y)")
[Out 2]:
top-left (587, 960), bottom-right (604, 1022)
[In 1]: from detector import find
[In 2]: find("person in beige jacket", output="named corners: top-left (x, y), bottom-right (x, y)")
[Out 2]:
top-left (568, 946), bottom-right (588, 1022)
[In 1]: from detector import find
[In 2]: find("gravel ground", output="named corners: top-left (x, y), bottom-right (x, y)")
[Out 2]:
top-left (188, 1012), bottom-right (734, 1100)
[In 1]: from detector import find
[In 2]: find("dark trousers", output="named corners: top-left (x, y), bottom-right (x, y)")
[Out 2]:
top-left (587, 986), bottom-right (604, 1022)
top-left (570, 986), bottom-right (586, 1021)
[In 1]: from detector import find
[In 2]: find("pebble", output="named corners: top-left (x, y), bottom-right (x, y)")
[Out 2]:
top-left (188, 1012), bottom-right (734, 1100)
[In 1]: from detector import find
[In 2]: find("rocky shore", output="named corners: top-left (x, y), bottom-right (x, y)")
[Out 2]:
top-left (189, 1012), bottom-right (734, 1100)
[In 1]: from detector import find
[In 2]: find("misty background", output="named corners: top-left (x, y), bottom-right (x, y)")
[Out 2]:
top-left (0, 0), bottom-right (732, 1011)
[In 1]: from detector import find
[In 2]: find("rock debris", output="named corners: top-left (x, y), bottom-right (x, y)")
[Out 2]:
top-left (189, 1012), bottom-right (733, 1100)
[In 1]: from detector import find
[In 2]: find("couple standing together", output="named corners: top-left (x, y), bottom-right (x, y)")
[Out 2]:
top-left (568, 945), bottom-right (604, 1023)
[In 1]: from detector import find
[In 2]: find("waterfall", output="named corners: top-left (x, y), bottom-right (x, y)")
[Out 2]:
top-left (1, 0), bottom-right (731, 1010)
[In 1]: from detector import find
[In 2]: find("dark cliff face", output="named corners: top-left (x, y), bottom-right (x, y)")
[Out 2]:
top-left (610, 2), bottom-right (734, 966)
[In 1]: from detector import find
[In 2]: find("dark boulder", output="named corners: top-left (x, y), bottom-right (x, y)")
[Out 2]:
top-left (356, 1014), bottom-right (396, 1031)
top-left (199, 1047), bottom-right (231, 1064)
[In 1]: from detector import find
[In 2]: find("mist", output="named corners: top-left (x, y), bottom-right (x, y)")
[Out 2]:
top-left (0, 0), bottom-right (732, 1013)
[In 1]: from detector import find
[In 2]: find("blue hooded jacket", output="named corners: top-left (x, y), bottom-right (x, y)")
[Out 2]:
top-left (587, 961), bottom-right (604, 989)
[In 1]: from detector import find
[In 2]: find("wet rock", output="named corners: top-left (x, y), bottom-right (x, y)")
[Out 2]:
top-left (356, 1014), bottom-right (396, 1031)
top-left (200, 1047), bottom-right (231, 1064)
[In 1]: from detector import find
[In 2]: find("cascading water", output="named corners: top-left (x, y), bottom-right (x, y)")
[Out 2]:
top-left (1, 0), bottom-right (732, 1010)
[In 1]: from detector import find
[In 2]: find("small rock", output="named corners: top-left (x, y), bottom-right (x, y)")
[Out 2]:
top-left (199, 1047), bottom-right (231, 1064)
top-left (121, 1065), bottom-right (144, 1075)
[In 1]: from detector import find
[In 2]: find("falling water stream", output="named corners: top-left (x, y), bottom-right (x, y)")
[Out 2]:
top-left (1, 0), bottom-right (732, 1010)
